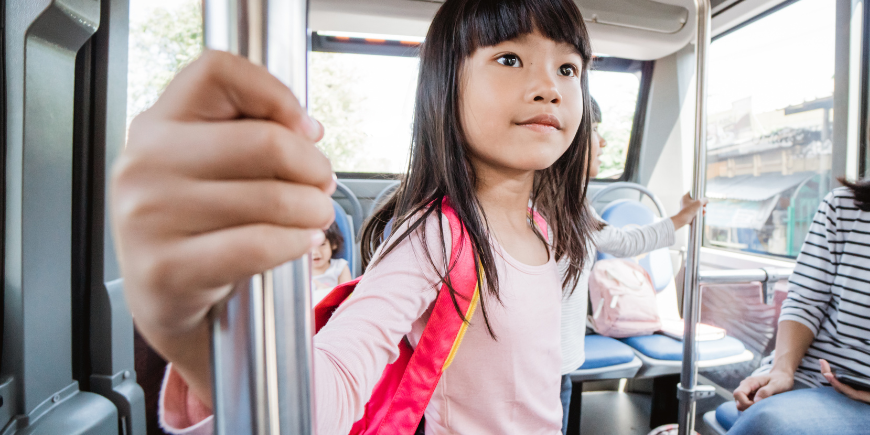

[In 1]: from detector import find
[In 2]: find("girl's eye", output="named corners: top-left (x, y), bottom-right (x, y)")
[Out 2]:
top-left (559, 64), bottom-right (577, 77)
top-left (497, 54), bottom-right (521, 67)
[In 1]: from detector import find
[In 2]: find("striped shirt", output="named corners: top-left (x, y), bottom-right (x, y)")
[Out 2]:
top-left (780, 187), bottom-right (870, 387)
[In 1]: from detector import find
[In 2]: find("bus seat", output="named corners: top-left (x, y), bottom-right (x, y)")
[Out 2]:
top-left (569, 335), bottom-right (642, 381)
top-left (332, 200), bottom-right (357, 276)
top-left (565, 335), bottom-right (643, 434)
top-left (702, 401), bottom-right (740, 435)
top-left (620, 335), bottom-right (752, 378)
top-left (597, 199), bottom-right (673, 292)
top-left (595, 196), bottom-right (753, 375)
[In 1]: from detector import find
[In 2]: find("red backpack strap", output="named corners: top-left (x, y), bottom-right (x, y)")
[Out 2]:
top-left (529, 208), bottom-right (548, 237)
top-left (375, 198), bottom-right (480, 434)
top-left (314, 277), bottom-right (361, 332)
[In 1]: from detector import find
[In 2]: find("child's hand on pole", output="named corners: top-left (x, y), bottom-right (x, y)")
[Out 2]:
top-left (671, 192), bottom-right (708, 230)
top-left (110, 50), bottom-right (335, 406)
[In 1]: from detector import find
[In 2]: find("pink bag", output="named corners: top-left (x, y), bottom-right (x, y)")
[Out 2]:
top-left (588, 259), bottom-right (662, 338)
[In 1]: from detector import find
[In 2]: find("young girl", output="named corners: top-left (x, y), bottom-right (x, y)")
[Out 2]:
top-left (557, 98), bottom-right (706, 431)
top-left (311, 222), bottom-right (352, 304)
top-left (112, 0), bottom-right (601, 433)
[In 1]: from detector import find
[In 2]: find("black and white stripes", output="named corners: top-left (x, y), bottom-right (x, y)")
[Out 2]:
top-left (780, 187), bottom-right (870, 387)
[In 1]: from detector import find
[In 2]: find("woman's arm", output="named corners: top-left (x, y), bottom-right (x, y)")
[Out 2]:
top-left (733, 320), bottom-right (814, 410)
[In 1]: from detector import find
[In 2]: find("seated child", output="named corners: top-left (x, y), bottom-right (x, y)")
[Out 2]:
top-left (311, 221), bottom-right (352, 305)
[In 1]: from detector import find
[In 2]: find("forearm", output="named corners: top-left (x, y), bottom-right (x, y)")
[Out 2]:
top-left (770, 320), bottom-right (815, 376)
top-left (670, 210), bottom-right (693, 231)
top-left (138, 317), bottom-right (214, 409)
top-left (596, 219), bottom-right (674, 258)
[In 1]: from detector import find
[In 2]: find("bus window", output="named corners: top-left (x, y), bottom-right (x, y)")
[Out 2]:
top-left (589, 68), bottom-right (641, 179)
top-left (310, 49), bottom-right (419, 175)
top-left (311, 45), bottom-right (644, 178)
top-left (704, 0), bottom-right (834, 258)
top-left (127, 0), bottom-right (203, 127)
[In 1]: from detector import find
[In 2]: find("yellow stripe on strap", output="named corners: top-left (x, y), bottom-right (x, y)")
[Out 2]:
top-left (442, 269), bottom-right (481, 371)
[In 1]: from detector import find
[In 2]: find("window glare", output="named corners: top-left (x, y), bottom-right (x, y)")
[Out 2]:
top-left (312, 53), bottom-right (641, 175)
top-left (704, 0), bottom-right (835, 258)
top-left (589, 70), bottom-right (640, 179)
top-left (309, 52), bottom-right (418, 174)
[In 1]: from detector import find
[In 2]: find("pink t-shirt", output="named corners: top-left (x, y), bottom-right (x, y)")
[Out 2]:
top-left (159, 214), bottom-right (563, 434)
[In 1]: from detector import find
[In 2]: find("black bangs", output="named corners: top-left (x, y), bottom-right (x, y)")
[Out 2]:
top-left (453, 0), bottom-right (591, 66)
top-left (363, 0), bottom-right (598, 340)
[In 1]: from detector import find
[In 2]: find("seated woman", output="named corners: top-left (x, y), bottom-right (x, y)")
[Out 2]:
top-left (728, 180), bottom-right (870, 435)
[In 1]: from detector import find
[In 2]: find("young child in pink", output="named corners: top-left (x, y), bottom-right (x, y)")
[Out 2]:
top-left (112, 0), bottom-right (606, 433)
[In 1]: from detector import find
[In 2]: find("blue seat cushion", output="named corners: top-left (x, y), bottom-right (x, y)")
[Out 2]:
top-left (620, 334), bottom-right (746, 361)
top-left (577, 335), bottom-right (637, 369)
top-left (716, 401), bottom-right (741, 430)
top-left (331, 200), bottom-right (354, 269)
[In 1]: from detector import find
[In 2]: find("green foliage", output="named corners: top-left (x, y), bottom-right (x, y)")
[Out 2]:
top-left (127, 0), bottom-right (203, 125)
top-left (596, 101), bottom-right (636, 179)
top-left (309, 53), bottom-right (370, 172)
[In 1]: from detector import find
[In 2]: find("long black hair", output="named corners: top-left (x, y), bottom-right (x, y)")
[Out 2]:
top-left (361, 0), bottom-right (600, 338)
top-left (840, 177), bottom-right (870, 211)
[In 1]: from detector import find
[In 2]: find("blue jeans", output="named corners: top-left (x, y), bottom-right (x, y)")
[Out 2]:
top-left (560, 374), bottom-right (572, 435)
top-left (727, 387), bottom-right (870, 435)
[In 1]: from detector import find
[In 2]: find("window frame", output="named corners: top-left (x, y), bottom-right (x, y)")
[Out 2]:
top-left (311, 32), bottom-right (650, 180)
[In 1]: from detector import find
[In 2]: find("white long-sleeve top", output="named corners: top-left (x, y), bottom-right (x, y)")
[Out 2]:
top-left (558, 208), bottom-right (675, 375)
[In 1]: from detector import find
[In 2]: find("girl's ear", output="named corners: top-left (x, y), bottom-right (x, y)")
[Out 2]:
top-left (331, 242), bottom-right (338, 251)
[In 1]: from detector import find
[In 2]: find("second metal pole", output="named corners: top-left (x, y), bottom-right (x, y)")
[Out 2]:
top-left (677, 0), bottom-right (712, 434)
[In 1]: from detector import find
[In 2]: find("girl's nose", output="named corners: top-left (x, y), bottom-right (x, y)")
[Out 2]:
top-left (528, 72), bottom-right (561, 104)
top-left (600, 137), bottom-right (607, 148)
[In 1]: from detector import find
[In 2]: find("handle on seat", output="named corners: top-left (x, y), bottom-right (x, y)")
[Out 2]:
top-left (370, 180), bottom-right (401, 215)
top-left (589, 181), bottom-right (668, 218)
top-left (334, 180), bottom-right (365, 237)
top-left (204, 1), bottom-right (314, 434)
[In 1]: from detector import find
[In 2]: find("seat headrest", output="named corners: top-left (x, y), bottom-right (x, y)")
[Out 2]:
top-left (331, 201), bottom-right (355, 271)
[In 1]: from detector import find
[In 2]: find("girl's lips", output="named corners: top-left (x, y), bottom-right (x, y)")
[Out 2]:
top-left (518, 123), bottom-right (559, 133)
top-left (516, 114), bottom-right (562, 131)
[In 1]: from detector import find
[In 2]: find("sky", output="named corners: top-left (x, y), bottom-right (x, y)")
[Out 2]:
top-left (130, 0), bottom-right (187, 25)
top-left (707, 0), bottom-right (835, 115)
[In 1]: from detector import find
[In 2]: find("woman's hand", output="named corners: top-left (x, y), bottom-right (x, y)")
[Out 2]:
top-left (670, 192), bottom-right (708, 230)
top-left (733, 370), bottom-right (795, 411)
top-left (820, 359), bottom-right (870, 404)
top-left (111, 50), bottom-right (335, 407)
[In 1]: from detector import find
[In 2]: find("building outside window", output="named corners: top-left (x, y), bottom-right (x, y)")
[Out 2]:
top-left (704, 0), bottom-right (834, 258)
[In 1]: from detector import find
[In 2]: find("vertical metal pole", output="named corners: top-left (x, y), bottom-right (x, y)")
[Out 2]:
top-left (677, 1), bottom-right (712, 434)
top-left (204, 1), bottom-right (314, 434)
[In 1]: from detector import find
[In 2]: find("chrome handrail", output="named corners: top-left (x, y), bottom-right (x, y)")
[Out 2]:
top-left (204, 1), bottom-right (314, 434)
top-left (698, 268), bottom-right (793, 285)
top-left (700, 268), bottom-right (793, 305)
top-left (677, 0), bottom-right (712, 433)
top-left (589, 181), bottom-right (668, 218)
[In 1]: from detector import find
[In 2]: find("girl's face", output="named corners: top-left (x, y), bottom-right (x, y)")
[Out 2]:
top-left (588, 122), bottom-right (607, 178)
top-left (459, 30), bottom-right (585, 175)
top-left (311, 239), bottom-right (334, 271)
